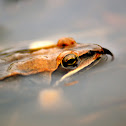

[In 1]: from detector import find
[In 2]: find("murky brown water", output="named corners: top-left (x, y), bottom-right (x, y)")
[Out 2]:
top-left (0, 0), bottom-right (126, 126)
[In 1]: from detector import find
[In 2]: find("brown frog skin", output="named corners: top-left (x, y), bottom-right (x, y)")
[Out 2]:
top-left (0, 37), bottom-right (114, 81)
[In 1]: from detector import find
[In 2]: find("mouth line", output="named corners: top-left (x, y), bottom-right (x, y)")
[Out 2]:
top-left (79, 47), bottom-right (114, 61)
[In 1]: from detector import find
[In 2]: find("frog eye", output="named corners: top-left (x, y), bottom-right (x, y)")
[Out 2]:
top-left (61, 54), bottom-right (80, 69)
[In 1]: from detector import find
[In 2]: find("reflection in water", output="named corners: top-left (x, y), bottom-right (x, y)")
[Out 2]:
top-left (78, 102), bottom-right (126, 125)
top-left (0, 0), bottom-right (126, 126)
top-left (9, 111), bottom-right (19, 126)
top-left (39, 88), bottom-right (71, 111)
top-left (79, 110), bottom-right (106, 125)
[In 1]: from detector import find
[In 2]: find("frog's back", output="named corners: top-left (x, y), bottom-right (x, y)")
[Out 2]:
top-left (0, 45), bottom-right (58, 80)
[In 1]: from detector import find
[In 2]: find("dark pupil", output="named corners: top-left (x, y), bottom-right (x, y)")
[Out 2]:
top-left (67, 59), bottom-right (76, 65)
top-left (62, 54), bottom-right (78, 68)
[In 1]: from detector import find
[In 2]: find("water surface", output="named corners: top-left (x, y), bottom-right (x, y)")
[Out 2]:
top-left (0, 0), bottom-right (126, 126)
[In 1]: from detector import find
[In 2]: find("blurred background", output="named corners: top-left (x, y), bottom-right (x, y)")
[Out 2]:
top-left (0, 0), bottom-right (126, 126)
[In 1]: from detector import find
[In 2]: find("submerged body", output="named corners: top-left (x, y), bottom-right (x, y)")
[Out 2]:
top-left (0, 37), bottom-right (113, 82)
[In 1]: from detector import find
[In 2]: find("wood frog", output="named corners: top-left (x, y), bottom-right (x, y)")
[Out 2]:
top-left (0, 37), bottom-right (113, 84)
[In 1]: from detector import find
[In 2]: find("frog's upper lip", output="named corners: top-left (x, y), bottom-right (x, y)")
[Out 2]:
top-left (72, 44), bottom-right (114, 60)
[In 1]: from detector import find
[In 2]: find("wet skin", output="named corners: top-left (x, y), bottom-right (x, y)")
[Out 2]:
top-left (0, 37), bottom-right (113, 82)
